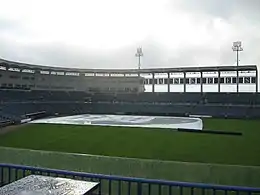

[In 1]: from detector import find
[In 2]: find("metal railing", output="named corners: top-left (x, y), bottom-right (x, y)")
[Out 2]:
top-left (0, 163), bottom-right (260, 195)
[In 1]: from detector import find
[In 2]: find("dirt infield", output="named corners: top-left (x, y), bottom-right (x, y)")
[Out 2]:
top-left (0, 124), bottom-right (27, 135)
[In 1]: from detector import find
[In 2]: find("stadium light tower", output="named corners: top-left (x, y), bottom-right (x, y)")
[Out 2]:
top-left (135, 47), bottom-right (143, 71)
top-left (232, 41), bottom-right (243, 66)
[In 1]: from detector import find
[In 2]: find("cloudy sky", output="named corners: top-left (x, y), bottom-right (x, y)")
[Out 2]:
top-left (0, 0), bottom-right (260, 69)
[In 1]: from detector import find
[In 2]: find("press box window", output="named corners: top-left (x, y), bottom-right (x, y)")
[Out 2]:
top-left (185, 78), bottom-right (190, 84)
top-left (232, 77), bottom-right (237, 84)
top-left (179, 78), bottom-right (184, 84)
top-left (158, 78), bottom-right (164, 84)
top-left (196, 78), bottom-right (201, 84)
top-left (190, 78), bottom-right (196, 84)
top-left (202, 78), bottom-right (207, 84)
top-left (251, 77), bottom-right (256, 83)
top-left (214, 78), bottom-right (219, 84)
top-left (220, 77), bottom-right (225, 83)
top-left (208, 78), bottom-right (213, 84)
top-left (225, 77), bottom-right (231, 84)
top-left (174, 78), bottom-right (179, 84)
top-left (170, 78), bottom-right (173, 84)
top-left (239, 77), bottom-right (244, 83)
top-left (244, 77), bottom-right (250, 83)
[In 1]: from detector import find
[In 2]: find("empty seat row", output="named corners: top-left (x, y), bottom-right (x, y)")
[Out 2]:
top-left (92, 92), bottom-right (260, 105)
top-left (0, 89), bottom-right (259, 106)
top-left (1, 101), bottom-right (260, 121)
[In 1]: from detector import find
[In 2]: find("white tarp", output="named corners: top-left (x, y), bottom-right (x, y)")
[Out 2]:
top-left (30, 114), bottom-right (203, 130)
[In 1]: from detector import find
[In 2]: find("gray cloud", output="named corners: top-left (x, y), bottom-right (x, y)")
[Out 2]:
top-left (175, 0), bottom-right (260, 20)
top-left (0, 0), bottom-right (259, 71)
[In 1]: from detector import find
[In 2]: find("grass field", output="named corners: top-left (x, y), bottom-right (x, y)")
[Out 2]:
top-left (0, 118), bottom-right (260, 166)
top-left (1, 118), bottom-right (260, 187)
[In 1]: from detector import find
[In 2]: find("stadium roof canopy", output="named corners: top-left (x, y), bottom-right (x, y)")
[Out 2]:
top-left (0, 58), bottom-right (257, 73)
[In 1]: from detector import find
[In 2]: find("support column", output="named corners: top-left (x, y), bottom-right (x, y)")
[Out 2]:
top-left (152, 73), bottom-right (155, 93)
top-left (200, 71), bottom-right (203, 93)
top-left (218, 70), bottom-right (220, 92)
top-left (256, 70), bottom-right (258, 93)
top-left (236, 69), bottom-right (239, 93)
top-left (167, 72), bottom-right (170, 92)
top-left (183, 72), bottom-right (186, 93)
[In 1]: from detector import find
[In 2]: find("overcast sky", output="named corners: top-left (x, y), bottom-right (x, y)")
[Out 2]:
top-left (0, 0), bottom-right (260, 69)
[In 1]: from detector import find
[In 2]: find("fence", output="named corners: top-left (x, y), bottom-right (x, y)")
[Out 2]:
top-left (1, 163), bottom-right (260, 195)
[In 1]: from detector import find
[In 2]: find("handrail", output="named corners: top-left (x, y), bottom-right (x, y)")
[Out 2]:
top-left (1, 163), bottom-right (260, 192)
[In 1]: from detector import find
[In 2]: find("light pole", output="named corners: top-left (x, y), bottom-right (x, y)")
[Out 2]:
top-left (232, 41), bottom-right (243, 67)
top-left (232, 41), bottom-right (243, 93)
top-left (135, 47), bottom-right (143, 73)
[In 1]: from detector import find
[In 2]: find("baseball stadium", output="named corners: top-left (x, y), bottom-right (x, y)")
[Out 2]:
top-left (0, 56), bottom-right (260, 195)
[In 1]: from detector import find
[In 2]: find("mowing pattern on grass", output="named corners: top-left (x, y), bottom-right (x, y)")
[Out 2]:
top-left (0, 119), bottom-right (260, 166)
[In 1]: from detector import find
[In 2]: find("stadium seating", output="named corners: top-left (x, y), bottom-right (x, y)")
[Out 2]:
top-left (91, 92), bottom-right (260, 106)
top-left (0, 89), bottom-right (259, 106)
top-left (0, 90), bottom-right (88, 102)
top-left (0, 89), bottom-right (260, 123)
top-left (91, 92), bottom-right (203, 104)
top-left (204, 93), bottom-right (258, 105)
top-left (0, 111), bottom-right (13, 128)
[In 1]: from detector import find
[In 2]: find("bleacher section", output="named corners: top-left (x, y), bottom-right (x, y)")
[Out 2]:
top-left (0, 90), bottom-right (259, 125)
top-left (0, 111), bottom-right (13, 128)
top-left (91, 92), bottom-right (203, 104)
top-left (91, 92), bottom-right (260, 106)
top-left (0, 90), bottom-right (88, 102)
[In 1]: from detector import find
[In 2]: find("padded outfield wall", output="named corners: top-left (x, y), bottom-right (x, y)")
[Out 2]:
top-left (0, 147), bottom-right (260, 187)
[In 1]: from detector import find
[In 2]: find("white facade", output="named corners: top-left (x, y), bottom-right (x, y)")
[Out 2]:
top-left (143, 71), bottom-right (257, 93)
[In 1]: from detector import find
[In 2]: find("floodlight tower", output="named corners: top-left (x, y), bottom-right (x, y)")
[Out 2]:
top-left (232, 41), bottom-right (243, 93)
top-left (135, 47), bottom-right (143, 73)
top-left (232, 41), bottom-right (243, 67)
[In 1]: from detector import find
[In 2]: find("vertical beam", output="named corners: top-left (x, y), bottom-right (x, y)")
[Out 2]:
top-left (236, 68), bottom-right (239, 93)
top-left (256, 70), bottom-right (258, 93)
top-left (167, 72), bottom-right (170, 93)
top-left (218, 70), bottom-right (220, 92)
top-left (152, 73), bottom-right (155, 93)
top-left (183, 72), bottom-right (186, 93)
top-left (236, 50), bottom-right (239, 66)
top-left (200, 71), bottom-right (203, 93)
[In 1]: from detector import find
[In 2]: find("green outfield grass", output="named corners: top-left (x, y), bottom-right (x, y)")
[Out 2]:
top-left (0, 118), bottom-right (260, 166)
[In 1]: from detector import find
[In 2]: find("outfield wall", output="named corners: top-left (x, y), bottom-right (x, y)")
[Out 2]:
top-left (0, 147), bottom-right (259, 187)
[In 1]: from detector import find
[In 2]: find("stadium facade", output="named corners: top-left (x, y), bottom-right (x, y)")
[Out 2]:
top-left (0, 58), bottom-right (145, 93)
top-left (0, 58), bottom-right (258, 93)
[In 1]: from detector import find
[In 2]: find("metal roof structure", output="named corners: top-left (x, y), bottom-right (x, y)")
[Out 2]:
top-left (0, 58), bottom-right (257, 74)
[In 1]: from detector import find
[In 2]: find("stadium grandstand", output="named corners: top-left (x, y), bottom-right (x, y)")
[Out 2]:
top-left (0, 57), bottom-right (260, 194)
top-left (0, 57), bottom-right (259, 124)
